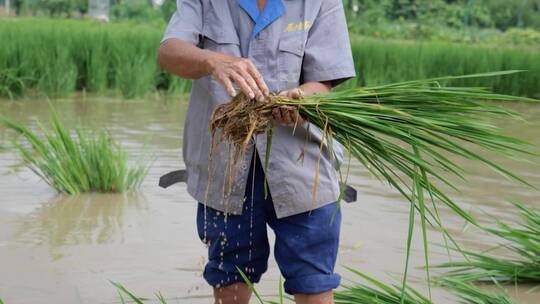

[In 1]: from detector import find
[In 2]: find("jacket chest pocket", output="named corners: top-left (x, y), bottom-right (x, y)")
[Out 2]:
top-left (200, 22), bottom-right (241, 94)
top-left (201, 23), bottom-right (241, 56)
top-left (278, 33), bottom-right (306, 84)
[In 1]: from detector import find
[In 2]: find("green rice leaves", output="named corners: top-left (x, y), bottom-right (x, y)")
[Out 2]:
top-left (335, 268), bottom-right (433, 304)
top-left (437, 275), bottom-right (515, 304)
top-left (436, 202), bottom-right (540, 286)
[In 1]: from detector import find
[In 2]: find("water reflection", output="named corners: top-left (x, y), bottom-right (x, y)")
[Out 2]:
top-left (14, 192), bottom-right (147, 253)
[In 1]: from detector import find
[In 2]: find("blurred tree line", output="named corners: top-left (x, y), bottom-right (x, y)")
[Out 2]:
top-left (4, 0), bottom-right (540, 43)
top-left (6, 0), bottom-right (176, 21)
top-left (345, 0), bottom-right (540, 31)
top-left (343, 0), bottom-right (540, 43)
top-left (6, 0), bottom-right (539, 31)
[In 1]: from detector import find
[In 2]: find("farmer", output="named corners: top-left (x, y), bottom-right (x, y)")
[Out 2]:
top-left (158, 0), bottom-right (355, 303)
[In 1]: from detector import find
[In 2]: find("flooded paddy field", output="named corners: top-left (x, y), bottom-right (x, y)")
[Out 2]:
top-left (0, 97), bottom-right (539, 303)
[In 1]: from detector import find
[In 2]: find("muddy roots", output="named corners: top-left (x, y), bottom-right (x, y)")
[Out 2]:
top-left (210, 92), bottom-right (280, 155)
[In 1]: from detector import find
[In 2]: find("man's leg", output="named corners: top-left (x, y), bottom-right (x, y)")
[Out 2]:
top-left (213, 282), bottom-right (251, 304)
top-left (294, 291), bottom-right (334, 304)
top-left (267, 202), bottom-right (342, 304)
top-left (196, 152), bottom-right (271, 304)
top-left (196, 199), bottom-right (269, 304)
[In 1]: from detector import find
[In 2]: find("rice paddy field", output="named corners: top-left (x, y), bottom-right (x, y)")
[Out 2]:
top-left (0, 97), bottom-right (539, 303)
top-left (1, 17), bottom-right (540, 304)
top-left (0, 18), bottom-right (539, 99)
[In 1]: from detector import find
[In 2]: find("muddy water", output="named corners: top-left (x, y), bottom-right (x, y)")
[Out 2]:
top-left (0, 97), bottom-right (539, 304)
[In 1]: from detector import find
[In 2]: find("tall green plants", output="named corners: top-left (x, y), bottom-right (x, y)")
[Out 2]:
top-left (0, 18), bottom-right (190, 98)
top-left (1, 19), bottom-right (539, 99)
top-left (350, 37), bottom-right (540, 98)
top-left (436, 275), bottom-right (515, 304)
top-left (1, 105), bottom-right (149, 194)
top-left (335, 268), bottom-right (433, 304)
top-left (436, 202), bottom-right (540, 285)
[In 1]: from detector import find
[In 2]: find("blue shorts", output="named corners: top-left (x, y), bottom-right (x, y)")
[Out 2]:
top-left (196, 153), bottom-right (341, 295)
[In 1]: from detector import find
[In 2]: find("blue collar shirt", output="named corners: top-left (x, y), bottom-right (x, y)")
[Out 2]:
top-left (162, 0), bottom-right (356, 218)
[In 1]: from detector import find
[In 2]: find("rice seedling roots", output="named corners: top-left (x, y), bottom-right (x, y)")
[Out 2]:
top-left (210, 92), bottom-right (290, 151)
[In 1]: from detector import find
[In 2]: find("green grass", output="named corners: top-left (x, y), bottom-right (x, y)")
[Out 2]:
top-left (0, 19), bottom-right (539, 98)
top-left (436, 202), bottom-right (540, 286)
top-left (437, 275), bottom-right (515, 304)
top-left (0, 104), bottom-right (149, 194)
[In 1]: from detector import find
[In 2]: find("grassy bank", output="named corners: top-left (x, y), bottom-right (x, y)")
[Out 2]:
top-left (0, 18), bottom-right (539, 98)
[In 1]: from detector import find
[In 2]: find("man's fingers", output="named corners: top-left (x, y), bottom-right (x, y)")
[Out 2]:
top-left (237, 69), bottom-right (263, 101)
top-left (246, 61), bottom-right (269, 96)
top-left (278, 88), bottom-right (303, 99)
top-left (281, 107), bottom-right (295, 125)
top-left (218, 75), bottom-right (236, 97)
top-left (230, 71), bottom-right (255, 99)
top-left (272, 105), bottom-right (305, 125)
top-left (272, 108), bottom-right (283, 122)
top-left (283, 108), bottom-right (292, 125)
top-left (293, 110), bottom-right (305, 124)
top-left (289, 88), bottom-right (303, 99)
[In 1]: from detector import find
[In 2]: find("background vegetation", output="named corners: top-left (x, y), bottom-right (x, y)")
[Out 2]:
top-left (0, 18), bottom-right (190, 98)
top-left (0, 18), bottom-right (538, 99)
top-left (344, 0), bottom-right (540, 43)
top-left (0, 1), bottom-right (539, 98)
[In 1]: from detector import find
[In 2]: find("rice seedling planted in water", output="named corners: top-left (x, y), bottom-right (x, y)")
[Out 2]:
top-left (334, 268), bottom-right (433, 304)
top-left (436, 202), bottom-right (540, 286)
top-left (436, 275), bottom-right (515, 304)
top-left (112, 281), bottom-right (168, 304)
top-left (211, 71), bottom-right (538, 295)
top-left (1, 105), bottom-right (148, 194)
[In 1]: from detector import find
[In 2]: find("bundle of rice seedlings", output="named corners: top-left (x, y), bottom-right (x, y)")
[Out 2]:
top-left (436, 275), bottom-right (515, 304)
top-left (1, 106), bottom-right (149, 194)
top-left (436, 202), bottom-right (540, 285)
top-left (211, 71), bottom-right (538, 294)
top-left (334, 268), bottom-right (433, 304)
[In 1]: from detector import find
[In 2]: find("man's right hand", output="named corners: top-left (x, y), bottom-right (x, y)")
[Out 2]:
top-left (204, 52), bottom-right (269, 102)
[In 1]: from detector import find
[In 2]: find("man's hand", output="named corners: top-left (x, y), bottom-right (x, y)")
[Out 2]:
top-left (273, 82), bottom-right (331, 126)
top-left (273, 88), bottom-right (305, 126)
top-left (205, 52), bottom-right (269, 102)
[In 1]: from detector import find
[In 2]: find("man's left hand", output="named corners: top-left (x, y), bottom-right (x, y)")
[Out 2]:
top-left (272, 82), bottom-right (332, 126)
top-left (272, 88), bottom-right (305, 126)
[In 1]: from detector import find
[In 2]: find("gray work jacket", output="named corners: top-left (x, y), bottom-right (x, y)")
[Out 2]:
top-left (162, 0), bottom-right (356, 218)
